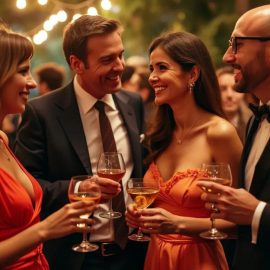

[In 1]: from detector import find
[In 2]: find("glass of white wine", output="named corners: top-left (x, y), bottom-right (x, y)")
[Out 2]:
top-left (97, 152), bottom-right (126, 219)
top-left (199, 163), bottom-right (232, 240)
top-left (68, 175), bottom-right (101, 252)
top-left (127, 178), bottom-right (160, 242)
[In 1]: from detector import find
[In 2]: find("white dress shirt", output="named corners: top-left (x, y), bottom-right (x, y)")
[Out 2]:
top-left (245, 102), bottom-right (270, 244)
top-left (74, 76), bottom-right (134, 242)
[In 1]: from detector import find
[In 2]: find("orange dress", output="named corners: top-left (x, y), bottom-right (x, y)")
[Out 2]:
top-left (0, 140), bottom-right (49, 270)
top-left (143, 163), bottom-right (229, 270)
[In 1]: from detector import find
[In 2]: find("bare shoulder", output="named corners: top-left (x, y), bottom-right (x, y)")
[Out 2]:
top-left (206, 116), bottom-right (239, 143)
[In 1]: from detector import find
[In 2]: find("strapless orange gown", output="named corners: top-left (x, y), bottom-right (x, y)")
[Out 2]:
top-left (143, 163), bottom-right (229, 270)
top-left (0, 140), bottom-right (49, 269)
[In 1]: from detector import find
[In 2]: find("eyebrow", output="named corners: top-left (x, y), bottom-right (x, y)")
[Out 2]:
top-left (100, 49), bottom-right (125, 59)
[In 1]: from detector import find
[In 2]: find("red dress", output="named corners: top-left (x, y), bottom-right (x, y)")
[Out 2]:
top-left (143, 163), bottom-right (229, 270)
top-left (0, 140), bottom-right (49, 269)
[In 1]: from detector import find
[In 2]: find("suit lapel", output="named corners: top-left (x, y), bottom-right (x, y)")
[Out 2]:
top-left (113, 92), bottom-right (142, 177)
top-left (55, 83), bottom-right (92, 174)
top-left (249, 139), bottom-right (270, 196)
top-left (239, 117), bottom-right (259, 187)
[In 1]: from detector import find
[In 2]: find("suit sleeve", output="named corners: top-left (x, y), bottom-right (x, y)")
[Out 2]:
top-left (14, 102), bottom-right (70, 215)
top-left (257, 203), bottom-right (270, 250)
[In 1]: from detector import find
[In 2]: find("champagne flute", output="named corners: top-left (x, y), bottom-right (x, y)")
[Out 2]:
top-left (127, 178), bottom-right (160, 241)
top-left (68, 175), bottom-right (101, 252)
top-left (97, 152), bottom-right (126, 219)
top-left (199, 163), bottom-right (232, 240)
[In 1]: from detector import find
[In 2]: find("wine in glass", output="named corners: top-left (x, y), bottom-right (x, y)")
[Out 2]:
top-left (127, 178), bottom-right (160, 241)
top-left (199, 163), bottom-right (232, 240)
top-left (97, 152), bottom-right (126, 219)
top-left (68, 175), bottom-right (101, 252)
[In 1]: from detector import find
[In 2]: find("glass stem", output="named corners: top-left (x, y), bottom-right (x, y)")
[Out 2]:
top-left (210, 217), bottom-right (215, 230)
top-left (137, 227), bottom-right (144, 238)
top-left (109, 199), bottom-right (113, 212)
top-left (81, 231), bottom-right (89, 246)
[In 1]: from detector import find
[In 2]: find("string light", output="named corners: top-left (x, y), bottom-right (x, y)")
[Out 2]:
top-left (101, 0), bottom-right (112, 11)
top-left (16, 0), bottom-right (116, 45)
top-left (16, 0), bottom-right (27, 9)
top-left (87, 7), bottom-right (98, 16)
top-left (38, 0), bottom-right (48, 5)
top-left (72, 14), bottom-right (82, 21)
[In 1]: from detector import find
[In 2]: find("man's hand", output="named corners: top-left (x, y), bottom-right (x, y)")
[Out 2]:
top-left (197, 181), bottom-right (260, 225)
top-left (94, 176), bottom-right (121, 202)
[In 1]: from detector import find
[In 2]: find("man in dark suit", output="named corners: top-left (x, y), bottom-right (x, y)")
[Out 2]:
top-left (14, 15), bottom-right (147, 270)
top-left (198, 4), bottom-right (270, 270)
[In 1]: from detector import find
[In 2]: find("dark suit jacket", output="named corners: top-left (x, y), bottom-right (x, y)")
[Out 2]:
top-left (14, 82), bottom-right (145, 270)
top-left (234, 116), bottom-right (270, 270)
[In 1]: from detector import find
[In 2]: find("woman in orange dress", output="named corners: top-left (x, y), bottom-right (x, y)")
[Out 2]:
top-left (0, 25), bottom-right (119, 269)
top-left (126, 32), bottom-right (243, 270)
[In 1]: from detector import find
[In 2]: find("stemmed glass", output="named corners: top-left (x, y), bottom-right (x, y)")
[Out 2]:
top-left (97, 152), bottom-right (126, 219)
top-left (68, 175), bottom-right (101, 252)
top-left (199, 163), bottom-right (232, 240)
top-left (127, 178), bottom-right (160, 241)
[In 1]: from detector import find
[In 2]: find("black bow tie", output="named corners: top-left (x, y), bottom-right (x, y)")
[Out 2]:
top-left (249, 103), bottom-right (270, 122)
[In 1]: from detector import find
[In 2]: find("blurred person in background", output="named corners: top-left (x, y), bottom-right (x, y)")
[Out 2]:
top-left (34, 62), bottom-right (66, 96)
top-left (121, 65), bottom-right (136, 90)
top-left (126, 55), bottom-right (148, 71)
top-left (217, 66), bottom-right (252, 142)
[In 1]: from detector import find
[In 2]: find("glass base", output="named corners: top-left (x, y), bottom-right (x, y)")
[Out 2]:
top-left (72, 241), bottom-right (99, 253)
top-left (200, 228), bottom-right (227, 240)
top-left (99, 210), bottom-right (122, 219)
top-left (128, 233), bottom-right (151, 242)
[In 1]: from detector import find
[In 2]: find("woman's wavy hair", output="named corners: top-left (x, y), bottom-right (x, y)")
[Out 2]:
top-left (144, 31), bottom-right (224, 165)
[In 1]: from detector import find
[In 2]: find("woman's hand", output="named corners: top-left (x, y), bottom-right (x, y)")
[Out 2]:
top-left (129, 208), bottom-right (181, 234)
top-left (125, 203), bottom-right (141, 228)
top-left (39, 201), bottom-right (97, 241)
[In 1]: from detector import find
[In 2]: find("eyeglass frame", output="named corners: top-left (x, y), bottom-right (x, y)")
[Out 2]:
top-left (228, 36), bottom-right (270, 54)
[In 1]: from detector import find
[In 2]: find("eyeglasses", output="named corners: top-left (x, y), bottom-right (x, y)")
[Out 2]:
top-left (229, 36), bottom-right (270, 54)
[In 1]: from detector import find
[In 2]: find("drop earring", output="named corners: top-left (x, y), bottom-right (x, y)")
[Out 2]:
top-left (189, 82), bottom-right (195, 94)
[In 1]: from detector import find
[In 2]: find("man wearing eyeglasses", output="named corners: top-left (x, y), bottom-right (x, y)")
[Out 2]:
top-left (198, 4), bottom-right (270, 270)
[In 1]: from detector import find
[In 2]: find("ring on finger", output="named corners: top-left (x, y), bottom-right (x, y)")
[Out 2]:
top-left (211, 203), bottom-right (220, 214)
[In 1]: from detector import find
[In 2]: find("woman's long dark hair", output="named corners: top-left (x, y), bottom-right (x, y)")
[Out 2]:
top-left (144, 31), bottom-right (224, 165)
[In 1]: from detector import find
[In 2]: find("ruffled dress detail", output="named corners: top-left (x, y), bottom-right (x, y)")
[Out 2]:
top-left (143, 163), bottom-right (229, 270)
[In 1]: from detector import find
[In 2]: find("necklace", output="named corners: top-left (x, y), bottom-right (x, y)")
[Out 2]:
top-left (0, 139), bottom-right (11, 162)
top-left (175, 120), bottom-right (199, 145)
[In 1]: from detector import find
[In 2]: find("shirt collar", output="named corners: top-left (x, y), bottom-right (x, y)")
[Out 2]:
top-left (73, 75), bottom-right (117, 114)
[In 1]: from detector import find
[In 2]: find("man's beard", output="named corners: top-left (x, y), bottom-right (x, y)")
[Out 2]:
top-left (233, 74), bottom-right (250, 94)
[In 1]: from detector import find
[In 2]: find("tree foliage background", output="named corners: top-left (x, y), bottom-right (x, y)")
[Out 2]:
top-left (0, 0), bottom-right (269, 78)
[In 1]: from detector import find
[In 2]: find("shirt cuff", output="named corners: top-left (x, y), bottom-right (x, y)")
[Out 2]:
top-left (251, 201), bottom-right (267, 244)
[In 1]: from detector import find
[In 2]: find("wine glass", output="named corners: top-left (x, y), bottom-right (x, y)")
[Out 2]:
top-left (199, 163), bottom-right (232, 240)
top-left (126, 178), bottom-right (160, 241)
top-left (68, 175), bottom-right (101, 252)
top-left (97, 152), bottom-right (126, 219)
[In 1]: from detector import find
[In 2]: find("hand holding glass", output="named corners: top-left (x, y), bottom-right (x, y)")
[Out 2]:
top-left (199, 163), bottom-right (232, 240)
top-left (68, 175), bottom-right (101, 252)
top-left (97, 152), bottom-right (126, 219)
top-left (127, 178), bottom-right (159, 241)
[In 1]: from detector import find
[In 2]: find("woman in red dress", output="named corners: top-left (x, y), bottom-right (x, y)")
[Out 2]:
top-left (0, 25), bottom-right (97, 269)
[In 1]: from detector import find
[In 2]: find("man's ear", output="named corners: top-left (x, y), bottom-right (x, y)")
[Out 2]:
top-left (70, 55), bottom-right (85, 74)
